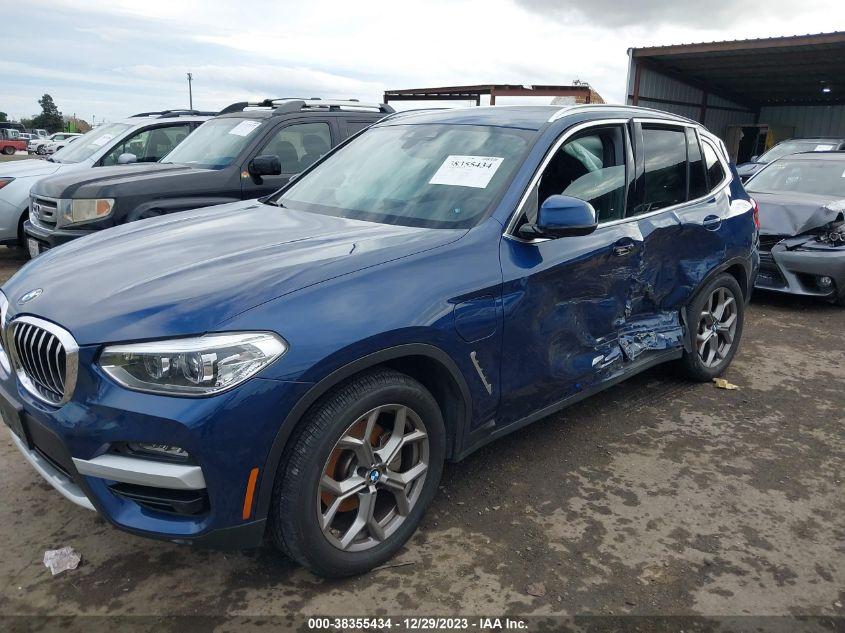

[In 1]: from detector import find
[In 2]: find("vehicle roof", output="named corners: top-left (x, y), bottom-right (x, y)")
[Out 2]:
top-left (216, 108), bottom-right (387, 121)
top-left (776, 137), bottom-right (845, 143)
top-left (377, 104), bottom-right (701, 131)
top-left (111, 113), bottom-right (214, 126)
top-left (775, 151), bottom-right (845, 161)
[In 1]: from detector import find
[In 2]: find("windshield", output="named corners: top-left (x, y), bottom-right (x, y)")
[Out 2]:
top-left (276, 124), bottom-right (535, 229)
top-left (746, 159), bottom-right (845, 197)
top-left (162, 117), bottom-right (263, 169)
top-left (757, 140), bottom-right (838, 164)
top-left (52, 123), bottom-right (131, 164)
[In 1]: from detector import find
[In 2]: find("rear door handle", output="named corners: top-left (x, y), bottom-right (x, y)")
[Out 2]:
top-left (702, 215), bottom-right (722, 231)
top-left (613, 244), bottom-right (634, 257)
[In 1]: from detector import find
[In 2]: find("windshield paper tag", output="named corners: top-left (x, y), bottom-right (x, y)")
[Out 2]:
top-left (91, 134), bottom-right (114, 147)
top-left (814, 144), bottom-right (835, 151)
top-left (229, 121), bottom-right (261, 137)
top-left (429, 155), bottom-right (504, 188)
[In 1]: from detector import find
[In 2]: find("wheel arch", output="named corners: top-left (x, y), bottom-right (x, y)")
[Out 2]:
top-left (693, 256), bottom-right (751, 303)
top-left (253, 343), bottom-right (472, 520)
top-left (680, 256), bottom-right (749, 351)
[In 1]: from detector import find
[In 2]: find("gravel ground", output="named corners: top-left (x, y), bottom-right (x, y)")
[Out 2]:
top-left (0, 245), bottom-right (841, 629)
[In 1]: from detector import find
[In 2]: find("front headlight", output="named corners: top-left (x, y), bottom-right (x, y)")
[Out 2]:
top-left (99, 332), bottom-right (287, 396)
top-left (63, 198), bottom-right (114, 224)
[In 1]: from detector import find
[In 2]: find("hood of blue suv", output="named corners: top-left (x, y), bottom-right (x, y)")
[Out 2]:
top-left (31, 163), bottom-right (200, 199)
top-left (3, 201), bottom-right (465, 345)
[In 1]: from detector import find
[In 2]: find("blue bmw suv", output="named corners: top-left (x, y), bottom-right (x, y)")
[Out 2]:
top-left (0, 105), bottom-right (757, 577)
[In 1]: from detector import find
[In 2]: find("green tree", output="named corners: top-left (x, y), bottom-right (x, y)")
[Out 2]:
top-left (32, 94), bottom-right (64, 133)
top-left (0, 112), bottom-right (7, 122)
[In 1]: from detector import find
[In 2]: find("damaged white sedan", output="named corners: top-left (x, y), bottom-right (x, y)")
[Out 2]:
top-left (747, 151), bottom-right (845, 305)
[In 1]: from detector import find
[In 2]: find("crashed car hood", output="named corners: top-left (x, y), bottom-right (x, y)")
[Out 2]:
top-left (0, 159), bottom-right (64, 179)
top-left (31, 163), bottom-right (198, 198)
top-left (753, 191), bottom-right (845, 236)
top-left (2, 201), bottom-right (466, 344)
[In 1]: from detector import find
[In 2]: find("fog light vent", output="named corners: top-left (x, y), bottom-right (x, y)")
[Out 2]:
top-left (127, 443), bottom-right (189, 460)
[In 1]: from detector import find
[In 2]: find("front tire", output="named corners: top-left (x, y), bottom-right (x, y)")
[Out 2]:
top-left (270, 368), bottom-right (445, 577)
top-left (1, 146), bottom-right (14, 155)
top-left (680, 273), bottom-right (745, 381)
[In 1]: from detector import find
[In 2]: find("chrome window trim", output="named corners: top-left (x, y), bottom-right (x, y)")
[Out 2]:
top-left (505, 117), bottom-right (733, 244)
top-left (6, 315), bottom-right (79, 407)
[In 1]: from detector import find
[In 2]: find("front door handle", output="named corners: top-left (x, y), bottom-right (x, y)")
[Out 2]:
top-left (702, 215), bottom-right (722, 231)
top-left (613, 244), bottom-right (634, 257)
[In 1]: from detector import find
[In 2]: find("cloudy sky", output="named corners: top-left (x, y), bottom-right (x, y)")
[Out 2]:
top-left (3, 0), bottom-right (843, 124)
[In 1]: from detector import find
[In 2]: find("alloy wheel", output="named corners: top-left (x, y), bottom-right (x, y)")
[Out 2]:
top-left (316, 404), bottom-right (429, 552)
top-left (696, 286), bottom-right (738, 368)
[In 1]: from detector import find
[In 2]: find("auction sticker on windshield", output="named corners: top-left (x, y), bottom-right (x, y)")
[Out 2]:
top-left (429, 155), bottom-right (504, 188)
top-left (91, 134), bottom-right (114, 147)
top-left (229, 121), bottom-right (262, 137)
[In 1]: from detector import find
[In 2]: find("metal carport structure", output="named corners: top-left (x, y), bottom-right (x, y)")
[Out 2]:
top-left (626, 32), bottom-right (845, 162)
top-left (384, 84), bottom-right (604, 107)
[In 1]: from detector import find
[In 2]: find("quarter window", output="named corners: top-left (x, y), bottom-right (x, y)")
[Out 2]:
top-left (260, 122), bottom-right (332, 174)
top-left (521, 125), bottom-right (627, 225)
top-left (702, 140), bottom-right (727, 189)
top-left (686, 129), bottom-right (708, 200)
top-left (638, 126), bottom-right (687, 213)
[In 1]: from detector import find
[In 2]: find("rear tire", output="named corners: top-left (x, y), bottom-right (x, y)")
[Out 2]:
top-left (680, 273), bottom-right (745, 381)
top-left (270, 368), bottom-right (445, 577)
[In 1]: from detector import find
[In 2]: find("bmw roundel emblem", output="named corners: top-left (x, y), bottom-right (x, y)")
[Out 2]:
top-left (368, 469), bottom-right (380, 484)
top-left (18, 288), bottom-right (43, 305)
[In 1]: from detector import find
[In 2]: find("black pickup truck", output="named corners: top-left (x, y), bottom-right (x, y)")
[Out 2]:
top-left (25, 98), bottom-right (394, 253)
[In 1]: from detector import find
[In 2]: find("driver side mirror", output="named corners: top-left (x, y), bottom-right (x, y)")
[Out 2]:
top-left (117, 152), bottom-right (138, 165)
top-left (750, 154), bottom-right (759, 163)
top-left (248, 155), bottom-right (282, 179)
top-left (519, 195), bottom-right (598, 240)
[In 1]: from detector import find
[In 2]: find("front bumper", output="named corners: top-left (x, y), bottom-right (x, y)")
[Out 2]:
top-left (755, 240), bottom-right (845, 300)
top-left (0, 342), bottom-right (312, 549)
top-left (24, 218), bottom-right (98, 251)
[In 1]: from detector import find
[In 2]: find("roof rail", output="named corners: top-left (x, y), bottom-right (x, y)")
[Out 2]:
top-left (130, 109), bottom-right (218, 119)
top-left (218, 98), bottom-right (395, 116)
top-left (547, 103), bottom-right (700, 125)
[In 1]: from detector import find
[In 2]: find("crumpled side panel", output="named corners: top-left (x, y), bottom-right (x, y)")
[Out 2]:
top-left (618, 311), bottom-right (684, 362)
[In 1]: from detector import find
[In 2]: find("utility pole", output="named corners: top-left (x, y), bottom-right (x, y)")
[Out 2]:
top-left (187, 72), bottom-right (193, 111)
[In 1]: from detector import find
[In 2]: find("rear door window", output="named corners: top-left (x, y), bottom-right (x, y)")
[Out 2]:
top-left (637, 126), bottom-right (688, 213)
top-left (101, 123), bottom-right (192, 166)
top-left (344, 120), bottom-right (376, 137)
top-left (259, 122), bottom-right (332, 174)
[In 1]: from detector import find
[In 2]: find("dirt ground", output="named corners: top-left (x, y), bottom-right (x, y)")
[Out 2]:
top-left (0, 244), bottom-right (842, 627)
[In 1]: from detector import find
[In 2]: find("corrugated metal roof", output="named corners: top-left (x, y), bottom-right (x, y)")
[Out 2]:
top-left (629, 32), bottom-right (845, 106)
